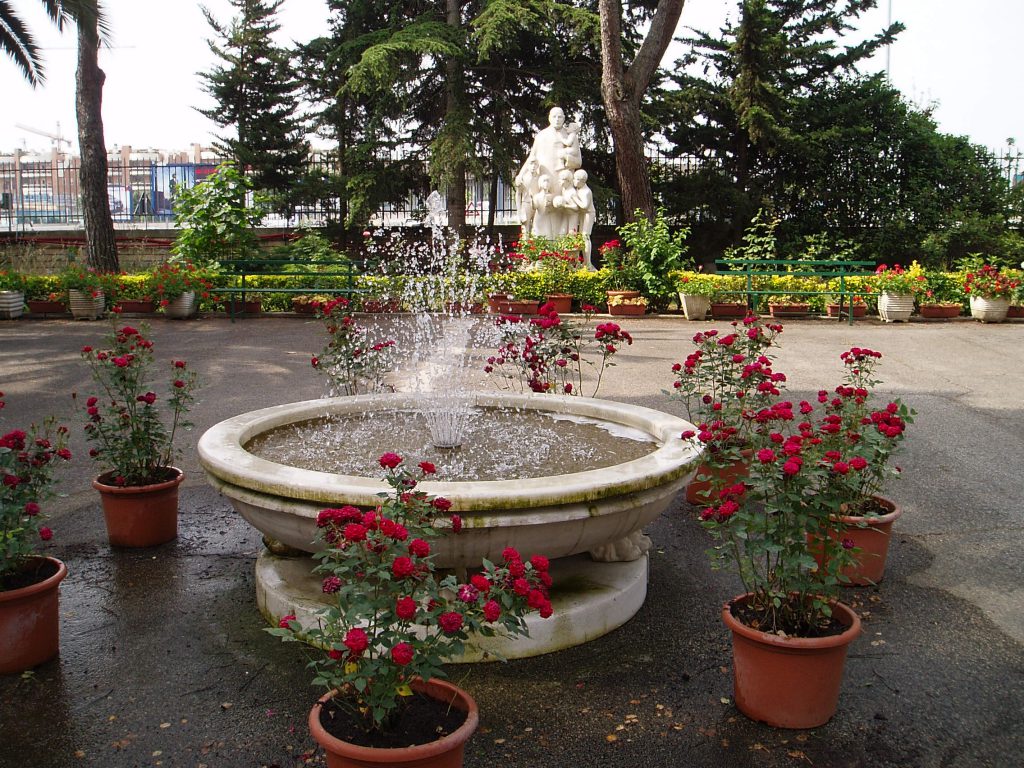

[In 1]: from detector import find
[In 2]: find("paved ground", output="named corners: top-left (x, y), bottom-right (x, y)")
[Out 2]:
top-left (1, 313), bottom-right (1022, 768)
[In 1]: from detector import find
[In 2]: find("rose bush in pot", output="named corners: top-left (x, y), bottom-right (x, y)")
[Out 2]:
top-left (78, 324), bottom-right (198, 547)
top-left (0, 393), bottom-right (71, 674)
top-left (270, 454), bottom-right (552, 766)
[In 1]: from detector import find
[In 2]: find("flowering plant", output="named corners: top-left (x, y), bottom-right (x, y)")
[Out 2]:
top-left (79, 325), bottom-right (198, 486)
top-left (0, 270), bottom-right (26, 292)
top-left (270, 454), bottom-right (552, 737)
top-left (606, 294), bottom-right (648, 307)
top-left (311, 298), bottom-right (396, 396)
top-left (484, 302), bottom-right (632, 396)
top-left (599, 239), bottom-right (644, 292)
top-left (147, 260), bottom-right (212, 307)
top-left (1, 394), bottom-right (71, 581)
top-left (869, 262), bottom-right (926, 295)
top-left (963, 263), bottom-right (1019, 299)
top-left (59, 264), bottom-right (109, 297)
top-left (670, 322), bottom-right (914, 635)
top-left (918, 270), bottom-right (964, 306)
top-left (676, 271), bottom-right (719, 298)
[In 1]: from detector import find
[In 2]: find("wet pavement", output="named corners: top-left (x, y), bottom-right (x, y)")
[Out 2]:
top-left (1, 313), bottom-right (1022, 767)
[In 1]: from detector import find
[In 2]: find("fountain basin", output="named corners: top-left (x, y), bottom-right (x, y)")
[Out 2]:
top-left (198, 392), bottom-right (701, 568)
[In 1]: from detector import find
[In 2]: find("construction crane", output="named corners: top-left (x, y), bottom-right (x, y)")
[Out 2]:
top-left (14, 122), bottom-right (73, 149)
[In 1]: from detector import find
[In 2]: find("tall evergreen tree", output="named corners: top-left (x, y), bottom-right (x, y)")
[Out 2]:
top-left (199, 0), bottom-right (308, 211)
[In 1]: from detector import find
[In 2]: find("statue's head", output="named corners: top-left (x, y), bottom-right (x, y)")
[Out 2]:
top-left (573, 169), bottom-right (588, 187)
top-left (538, 174), bottom-right (552, 190)
top-left (559, 169), bottom-right (573, 186)
top-left (548, 107), bottom-right (565, 129)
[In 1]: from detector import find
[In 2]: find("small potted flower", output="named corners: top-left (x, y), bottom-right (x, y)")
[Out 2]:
top-left (676, 271), bottom-right (718, 320)
top-left (767, 293), bottom-right (811, 318)
top-left (270, 455), bottom-right (552, 767)
top-left (111, 274), bottom-right (156, 315)
top-left (148, 260), bottom-right (211, 318)
top-left (598, 239), bottom-right (643, 301)
top-left (917, 270), bottom-right (965, 319)
top-left (868, 262), bottom-right (926, 322)
top-left (606, 292), bottom-right (648, 316)
top-left (825, 293), bottom-right (867, 319)
top-left (59, 263), bottom-right (109, 320)
top-left (963, 263), bottom-right (1019, 323)
top-left (78, 324), bottom-right (199, 547)
top-left (291, 293), bottom-right (331, 315)
top-left (1, 393), bottom-right (72, 673)
top-left (484, 303), bottom-right (633, 396)
top-left (0, 270), bottom-right (26, 320)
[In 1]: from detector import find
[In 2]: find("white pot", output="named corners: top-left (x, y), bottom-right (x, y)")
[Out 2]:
top-left (163, 291), bottom-right (197, 319)
top-left (969, 295), bottom-right (1010, 323)
top-left (877, 292), bottom-right (915, 323)
top-left (0, 290), bottom-right (25, 319)
top-left (678, 293), bottom-right (711, 321)
top-left (68, 289), bottom-right (105, 320)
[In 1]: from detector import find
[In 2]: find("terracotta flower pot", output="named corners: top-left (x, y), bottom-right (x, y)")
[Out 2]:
top-left (27, 299), bottom-right (68, 316)
top-left (723, 594), bottom-right (861, 729)
top-left (607, 302), bottom-right (646, 316)
top-left (918, 304), bottom-right (961, 319)
top-left (834, 496), bottom-right (902, 586)
top-left (114, 299), bottom-right (157, 314)
top-left (93, 468), bottom-right (183, 547)
top-left (0, 557), bottom-right (67, 674)
top-left (710, 302), bottom-right (747, 319)
top-left (768, 303), bottom-right (810, 318)
top-left (826, 303), bottom-right (867, 319)
top-left (1008, 305), bottom-right (1024, 318)
top-left (222, 299), bottom-right (262, 315)
top-left (605, 290), bottom-right (641, 301)
top-left (489, 296), bottom-right (539, 315)
top-left (292, 299), bottom-right (318, 315)
top-left (309, 678), bottom-right (479, 768)
top-left (686, 449), bottom-right (753, 505)
top-left (544, 294), bottom-right (573, 314)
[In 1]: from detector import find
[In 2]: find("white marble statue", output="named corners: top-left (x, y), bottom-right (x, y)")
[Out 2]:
top-left (531, 174), bottom-right (558, 239)
top-left (572, 170), bottom-right (596, 269)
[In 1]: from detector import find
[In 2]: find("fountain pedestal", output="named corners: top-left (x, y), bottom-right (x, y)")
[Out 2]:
top-left (256, 550), bottom-right (649, 662)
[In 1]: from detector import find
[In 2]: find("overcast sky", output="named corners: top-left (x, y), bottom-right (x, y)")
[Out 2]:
top-left (3, 0), bottom-right (1021, 154)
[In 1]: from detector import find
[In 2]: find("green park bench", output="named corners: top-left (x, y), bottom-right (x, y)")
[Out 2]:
top-left (217, 258), bottom-right (370, 321)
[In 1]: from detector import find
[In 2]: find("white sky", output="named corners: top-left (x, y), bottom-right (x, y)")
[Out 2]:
top-left (2, 0), bottom-right (1021, 154)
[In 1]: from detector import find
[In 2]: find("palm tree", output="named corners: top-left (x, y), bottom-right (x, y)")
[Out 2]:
top-left (1, 0), bottom-right (105, 86)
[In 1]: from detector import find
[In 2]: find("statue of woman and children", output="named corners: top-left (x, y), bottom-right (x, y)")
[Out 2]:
top-left (514, 106), bottom-right (597, 269)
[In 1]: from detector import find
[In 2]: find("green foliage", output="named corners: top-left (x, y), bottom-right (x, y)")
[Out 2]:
top-left (172, 163), bottom-right (264, 265)
top-left (674, 271), bottom-right (719, 298)
top-left (271, 228), bottom-right (344, 264)
top-left (617, 209), bottom-right (692, 307)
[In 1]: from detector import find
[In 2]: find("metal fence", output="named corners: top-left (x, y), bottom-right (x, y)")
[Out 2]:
top-left (2, 150), bottom-right (1020, 232)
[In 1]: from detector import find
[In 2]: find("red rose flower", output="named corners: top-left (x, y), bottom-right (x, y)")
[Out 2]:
top-left (391, 642), bottom-right (414, 666)
top-left (379, 452), bottom-right (402, 469)
top-left (395, 596), bottom-right (417, 620)
top-left (483, 600), bottom-right (501, 622)
top-left (408, 538), bottom-right (430, 558)
top-left (344, 628), bottom-right (369, 655)
top-left (278, 614), bottom-right (296, 629)
top-left (438, 611), bottom-right (464, 634)
top-left (391, 556), bottom-right (415, 579)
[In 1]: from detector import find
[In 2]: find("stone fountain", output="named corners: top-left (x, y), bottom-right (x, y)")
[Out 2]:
top-left (197, 107), bottom-right (701, 659)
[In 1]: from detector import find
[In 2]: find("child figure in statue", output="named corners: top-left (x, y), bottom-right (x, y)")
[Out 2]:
top-left (531, 175), bottom-right (558, 239)
top-left (571, 170), bottom-right (597, 270)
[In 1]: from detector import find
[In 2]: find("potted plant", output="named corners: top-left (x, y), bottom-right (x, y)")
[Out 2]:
top-left (23, 275), bottom-right (68, 316)
top-left (78, 324), bottom-right (199, 547)
top-left (149, 260), bottom-right (211, 318)
top-left (868, 262), bottom-right (926, 322)
top-left (683, 327), bottom-right (879, 728)
top-left (668, 316), bottom-right (782, 504)
top-left (312, 298), bottom-right (397, 396)
top-left (270, 455), bottom-right (552, 767)
top-left (964, 263), bottom-right (1019, 323)
top-left (1009, 273), bottom-right (1024, 318)
top-left (111, 275), bottom-right (156, 315)
top-left (59, 264), bottom-right (108, 320)
top-left (825, 294), bottom-right (867, 318)
top-left (676, 271), bottom-right (717, 320)
top-left (292, 294), bottom-right (331, 315)
top-left (606, 292), bottom-right (648, 316)
top-left (767, 293), bottom-right (811, 317)
top-left (917, 270), bottom-right (964, 319)
top-left (598, 239), bottom-right (643, 301)
top-left (484, 303), bottom-right (633, 396)
top-left (617, 208), bottom-right (691, 311)
top-left (1, 393), bottom-right (72, 674)
top-left (0, 270), bottom-right (26, 320)
top-left (808, 346), bottom-right (914, 585)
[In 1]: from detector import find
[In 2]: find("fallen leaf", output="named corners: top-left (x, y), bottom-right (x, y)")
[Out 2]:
top-left (74, 750), bottom-right (85, 759)
top-left (494, 738), bottom-right (506, 745)
top-left (720, 697), bottom-right (731, 705)
top-left (606, 734), bottom-right (618, 742)
top-left (159, 723), bottom-right (171, 729)
top-left (220, 702), bottom-right (233, 710)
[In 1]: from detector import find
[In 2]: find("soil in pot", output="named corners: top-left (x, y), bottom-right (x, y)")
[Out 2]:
top-left (0, 557), bottom-right (59, 592)
top-left (319, 693), bottom-right (467, 749)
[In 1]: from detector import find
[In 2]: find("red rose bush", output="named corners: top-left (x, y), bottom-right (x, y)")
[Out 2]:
top-left (270, 453), bottom-right (553, 735)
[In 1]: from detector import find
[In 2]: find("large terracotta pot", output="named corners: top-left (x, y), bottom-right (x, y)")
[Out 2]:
top-left (607, 301), bottom-right (646, 316)
top-left (164, 291), bottom-right (197, 319)
top-left (877, 292), bottom-right (915, 323)
top-left (678, 293), bottom-right (710, 321)
top-left (489, 297), bottom-right (539, 315)
top-left (969, 295), bottom-right (1010, 323)
top-left (723, 594), bottom-right (861, 729)
top-left (93, 467), bottom-right (183, 547)
top-left (68, 289), bottom-right (105, 320)
top-left (0, 557), bottom-right (67, 674)
top-left (918, 304), bottom-right (961, 319)
top-left (544, 294), bottom-right (573, 314)
top-left (114, 299), bottom-right (157, 314)
top-left (826, 303), bottom-right (867, 319)
top-left (710, 302), bottom-right (747, 319)
top-left (834, 496), bottom-right (902, 586)
top-left (1008, 305), bottom-right (1024, 318)
top-left (27, 299), bottom-right (68, 316)
top-left (686, 449), bottom-right (753, 505)
top-left (0, 290), bottom-right (25, 319)
top-left (309, 678), bottom-right (479, 768)
top-left (769, 303), bottom-right (810, 318)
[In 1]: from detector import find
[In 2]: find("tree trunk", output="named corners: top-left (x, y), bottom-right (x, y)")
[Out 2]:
top-left (76, 6), bottom-right (118, 272)
top-left (444, 0), bottom-right (466, 231)
top-left (598, 0), bottom-right (685, 224)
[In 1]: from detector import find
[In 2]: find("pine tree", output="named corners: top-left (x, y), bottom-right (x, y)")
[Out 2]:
top-left (199, 0), bottom-right (308, 212)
